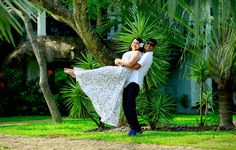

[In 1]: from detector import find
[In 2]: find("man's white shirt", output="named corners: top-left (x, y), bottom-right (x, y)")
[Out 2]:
top-left (125, 52), bottom-right (153, 88)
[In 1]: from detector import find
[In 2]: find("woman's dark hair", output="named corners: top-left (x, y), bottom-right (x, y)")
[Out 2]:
top-left (128, 37), bottom-right (144, 52)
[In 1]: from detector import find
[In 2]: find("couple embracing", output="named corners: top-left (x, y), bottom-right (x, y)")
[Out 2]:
top-left (64, 37), bottom-right (157, 136)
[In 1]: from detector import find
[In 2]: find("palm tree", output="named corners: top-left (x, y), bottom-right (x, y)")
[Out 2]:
top-left (167, 0), bottom-right (235, 129)
top-left (187, 58), bottom-right (210, 126)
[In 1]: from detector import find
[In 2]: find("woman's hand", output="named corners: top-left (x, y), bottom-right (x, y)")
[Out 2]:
top-left (114, 59), bottom-right (122, 66)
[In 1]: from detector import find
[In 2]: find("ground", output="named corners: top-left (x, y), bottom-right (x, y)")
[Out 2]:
top-left (0, 134), bottom-right (201, 150)
top-left (0, 121), bottom-right (215, 150)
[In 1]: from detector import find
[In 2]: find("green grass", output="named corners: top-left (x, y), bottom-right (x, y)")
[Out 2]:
top-left (0, 114), bottom-right (235, 150)
top-left (0, 116), bottom-right (51, 123)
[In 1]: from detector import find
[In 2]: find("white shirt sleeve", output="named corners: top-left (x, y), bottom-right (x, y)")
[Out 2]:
top-left (137, 52), bottom-right (153, 67)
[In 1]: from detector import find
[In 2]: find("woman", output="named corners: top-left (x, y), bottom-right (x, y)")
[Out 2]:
top-left (64, 37), bottom-right (143, 126)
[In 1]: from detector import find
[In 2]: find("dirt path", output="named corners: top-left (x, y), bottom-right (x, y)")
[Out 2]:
top-left (0, 134), bottom-right (202, 150)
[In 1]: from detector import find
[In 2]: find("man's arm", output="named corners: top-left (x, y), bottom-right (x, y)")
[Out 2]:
top-left (125, 63), bottom-right (141, 70)
top-left (125, 53), bottom-right (150, 70)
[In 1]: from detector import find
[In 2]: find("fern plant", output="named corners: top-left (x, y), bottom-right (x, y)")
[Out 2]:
top-left (137, 89), bottom-right (176, 130)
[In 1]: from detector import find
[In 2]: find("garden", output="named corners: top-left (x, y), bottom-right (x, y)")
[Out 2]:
top-left (1, 0), bottom-right (236, 150)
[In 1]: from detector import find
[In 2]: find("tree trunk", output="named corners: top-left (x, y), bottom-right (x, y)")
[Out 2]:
top-left (217, 78), bottom-right (235, 130)
top-left (21, 12), bottom-right (62, 123)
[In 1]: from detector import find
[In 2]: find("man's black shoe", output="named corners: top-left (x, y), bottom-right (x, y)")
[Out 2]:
top-left (128, 129), bottom-right (143, 136)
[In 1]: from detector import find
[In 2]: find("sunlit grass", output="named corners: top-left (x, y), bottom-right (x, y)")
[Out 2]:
top-left (0, 116), bottom-right (51, 123)
top-left (0, 114), bottom-right (235, 150)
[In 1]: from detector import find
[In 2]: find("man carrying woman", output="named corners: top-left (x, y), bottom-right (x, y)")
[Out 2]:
top-left (115, 38), bottom-right (157, 136)
top-left (64, 37), bottom-right (157, 136)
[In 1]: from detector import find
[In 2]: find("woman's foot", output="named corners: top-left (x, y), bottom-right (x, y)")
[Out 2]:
top-left (64, 68), bottom-right (75, 78)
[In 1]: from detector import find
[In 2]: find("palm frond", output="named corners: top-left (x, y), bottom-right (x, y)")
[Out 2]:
top-left (0, 0), bottom-right (38, 45)
top-left (0, 2), bottom-right (23, 45)
top-left (60, 78), bottom-right (97, 118)
top-left (137, 90), bottom-right (176, 126)
top-left (114, 12), bottom-right (159, 52)
top-left (74, 51), bottom-right (101, 69)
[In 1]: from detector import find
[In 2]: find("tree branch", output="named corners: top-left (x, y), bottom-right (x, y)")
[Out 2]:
top-left (28, 0), bottom-right (76, 30)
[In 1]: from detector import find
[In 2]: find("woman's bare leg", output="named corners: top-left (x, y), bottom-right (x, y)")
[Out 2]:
top-left (64, 68), bottom-right (75, 78)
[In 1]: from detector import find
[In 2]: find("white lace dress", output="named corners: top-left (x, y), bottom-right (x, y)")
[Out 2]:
top-left (73, 51), bottom-right (139, 126)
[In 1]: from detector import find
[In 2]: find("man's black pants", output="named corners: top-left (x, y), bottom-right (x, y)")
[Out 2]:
top-left (123, 82), bottom-right (141, 131)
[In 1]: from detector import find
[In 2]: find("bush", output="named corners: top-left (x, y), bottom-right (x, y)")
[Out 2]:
top-left (137, 89), bottom-right (176, 129)
top-left (0, 66), bottom-right (49, 116)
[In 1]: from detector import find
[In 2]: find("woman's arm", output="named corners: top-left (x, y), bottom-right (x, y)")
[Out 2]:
top-left (115, 51), bottom-right (141, 67)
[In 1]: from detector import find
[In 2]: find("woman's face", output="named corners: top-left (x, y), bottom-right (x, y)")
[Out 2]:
top-left (131, 39), bottom-right (141, 50)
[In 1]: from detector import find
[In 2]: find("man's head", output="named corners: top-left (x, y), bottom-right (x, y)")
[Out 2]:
top-left (144, 38), bottom-right (157, 52)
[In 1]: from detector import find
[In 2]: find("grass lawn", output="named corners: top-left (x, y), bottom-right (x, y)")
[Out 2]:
top-left (0, 114), bottom-right (235, 150)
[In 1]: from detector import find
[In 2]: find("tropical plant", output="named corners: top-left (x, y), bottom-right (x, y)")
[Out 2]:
top-left (186, 58), bottom-right (210, 126)
top-left (166, 0), bottom-right (236, 129)
top-left (202, 86), bottom-right (216, 115)
top-left (137, 89), bottom-right (176, 130)
top-left (28, 0), bottom-right (116, 65)
top-left (0, 66), bottom-right (48, 116)
top-left (74, 51), bottom-right (101, 69)
top-left (60, 78), bottom-right (99, 123)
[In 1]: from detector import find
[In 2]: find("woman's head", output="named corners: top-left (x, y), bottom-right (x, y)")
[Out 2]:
top-left (128, 37), bottom-right (144, 52)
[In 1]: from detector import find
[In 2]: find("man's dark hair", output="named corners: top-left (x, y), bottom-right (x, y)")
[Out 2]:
top-left (147, 38), bottom-right (157, 47)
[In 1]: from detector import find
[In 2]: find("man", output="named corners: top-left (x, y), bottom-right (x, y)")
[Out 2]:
top-left (116, 38), bottom-right (157, 136)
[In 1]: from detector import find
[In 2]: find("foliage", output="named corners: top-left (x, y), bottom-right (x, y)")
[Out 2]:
top-left (74, 51), bottom-right (101, 69)
top-left (186, 59), bottom-right (209, 84)
top-left (0, 1), bottom-right (23, 45)
top-left (137, 89), bottom-right (176, 129)
top-left (110, 5), bottom-right (173, 127)
top-left (186, 58), bottom-right (210, 126)
top-left (0, 66), bottom-right (48, 116)
top-left (164, 0), bottom-right (236, 129)
top-left (0, 0), bottom-right (38, 45)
